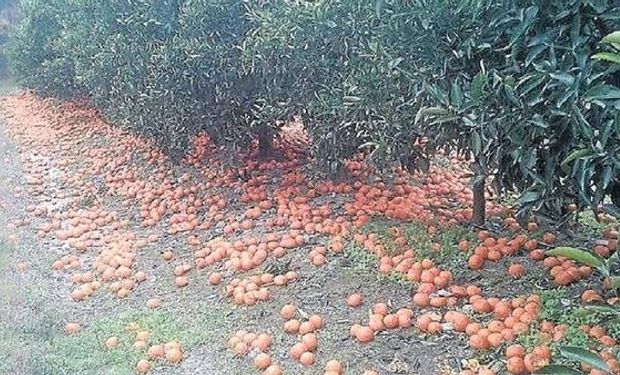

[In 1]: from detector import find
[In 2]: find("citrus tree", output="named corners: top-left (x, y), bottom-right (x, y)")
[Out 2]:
top-left (242, 0), bottom-right (382, 175)
top-left (7, 0), bottom-right (620, 226)
top-left (7, 0), bottom-right (78, 97)
top-left (500, 0), bottom-right (620, 220)
top-left (9, 0), bottom-right (270, 158)
top-left (586, 30), bottom-right (620, 212)
top-left (417, 0), bottom-right (620, 223)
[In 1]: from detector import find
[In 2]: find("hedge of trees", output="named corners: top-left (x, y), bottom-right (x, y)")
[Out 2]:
top-left (7, 0), bottom-right (620, 223)
top-left (0, 0), bottom-right (18, 77)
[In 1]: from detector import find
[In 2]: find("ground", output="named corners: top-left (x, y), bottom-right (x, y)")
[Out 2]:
top-left (0, 88), bottom-right (618, 375)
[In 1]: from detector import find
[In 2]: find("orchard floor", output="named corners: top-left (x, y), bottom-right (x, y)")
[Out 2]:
top-left (0, 92), bottom-right (617, 375)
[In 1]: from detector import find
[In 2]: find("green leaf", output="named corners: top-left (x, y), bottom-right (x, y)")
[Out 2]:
top-left (518, 191), bottom-right (541, 204)
top-left (375, 0), bottom-right (384, 18)
top-left (388, 57), bottom-right (403, 70)
top-left (561, 149), bottom-right (592, 166)
top-left (570, 11), bottom-right (581, 49)
top-left (450, 82), bottom-right (463, 108)
top-left (584, 84), bottom-right (620, 101)
top-left (559, 347), bottom-right (610, 372)
top-left (550, 72), bottom-right (575, 86)
top-left (609, 276), bottom-right (620, 290)
top-left (414, 107), bottom-right (451, 125)
top-left (534, 365), bottom-right (583, 375)
top-left (592, 52), bottom-right (620, 65)
top-left (547, 247), bottom-right (605, 269)
top-left (602, 119), bottom-right (615, 147)
top-left (343, 96), bottom-right (362, 103)
top-left (526, 44), bottom-right (547, 66)
top-left (602, 165), bottom-right (614, 189)
top-left (601, 31), bottom-right (620, 45)
top-left (572, 105), bottom-right (593, 138)
top-left (471, 72), bottom-right (487, 105)
top-left (471, 132), bottom-right (481, 156)
top-left (583, 303), bottom-right (620, 314)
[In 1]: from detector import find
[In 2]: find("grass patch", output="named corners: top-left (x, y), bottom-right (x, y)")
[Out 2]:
top-left (360, 219), bottom-right (403, 256)
top-left (361, 219), bottom-right (474, 264)
top-left (11, 307), bottom-right (228, 375)
top-left (344, 242), bottom-right (378, 273)
top-left (517, 288), bottom-right (610, 368)
top-left (575, 209), bottom-right (614, 238)
top-left (538, 289), bottom-right (598, 326)
top-left (404, 222), bottom-right (475, 267)
top-left (348, 218), bottom-right (477, 282)
top-left (343, 241), bottom-right (411, 286)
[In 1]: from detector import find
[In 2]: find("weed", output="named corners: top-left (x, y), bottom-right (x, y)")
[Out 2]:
top-left (539, 289), bottom-right (570, 322)
top-left (517, 326), bottom-right (545, 351)
top-left (576, 210), bottom-right (612, 239)
top-left (344, 242), bottom-right (378, 273)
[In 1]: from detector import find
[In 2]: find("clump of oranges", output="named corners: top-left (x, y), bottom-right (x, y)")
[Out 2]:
top-left (466, 295), bottom-right (540, 351)
top-left (542, 256), bottom-right (591, 286)
top-left (278, 305), bottom-right (324, 367)
top-left (351, 303), bottom-right (413, 342)
top-left (228, 330), bottom-right (273, 357)
top-left (225, 272), bottom-right (298, 306)
top-left (467, 232), bottom-right (526, 270)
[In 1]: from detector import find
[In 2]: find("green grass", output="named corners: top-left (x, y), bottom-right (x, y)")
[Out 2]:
top-left (345, 218), bottom-right (478, 284)
top-left (360, 219), bottom-right (474, 264)
top-left (575, 209), bottom-right (614, 238)
top-left (360, 219), bottom-right (404, 256)
top-left (539, 289), bottom-right (600, 327)
top-left (515, 288), bottom-right (609, 370)
top-left (343, 238), bottom-right (411, 287)
top-left (21, 308), bottom-right (228, 375)
top-left (344, 241), bottom-right (378, 273)
top-left (403, 222), bottom-right (475, 272)
top-left (0, 283), bottom-right (231, 375)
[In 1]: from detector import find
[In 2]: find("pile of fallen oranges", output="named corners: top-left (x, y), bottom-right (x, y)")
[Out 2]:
top-left (3, 93), bottom-right (620, 375)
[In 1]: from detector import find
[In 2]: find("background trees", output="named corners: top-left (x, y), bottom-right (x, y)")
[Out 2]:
top-left (6, 0), bottom-right (620, 223)
top-left (0, 0), bottom-right (18, 78)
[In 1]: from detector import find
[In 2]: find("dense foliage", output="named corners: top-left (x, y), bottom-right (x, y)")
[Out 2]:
top-left (7, 0), bottom-right (620, 221)
top-left (405, 0), bottom-right (620, 220)
top-left (0, 0), bottom-right (17, 78)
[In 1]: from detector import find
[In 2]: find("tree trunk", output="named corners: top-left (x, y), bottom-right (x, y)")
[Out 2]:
top-left (326, 158), bottom-right (348, 182)
top-left (471, 159), bottom-right (486, 225)
top-left (609, 180), bottom-right (620, 208)
top-left (472, 178), bottom-right (486, 225)
top-left (257, 127), bottom-right (273, 159)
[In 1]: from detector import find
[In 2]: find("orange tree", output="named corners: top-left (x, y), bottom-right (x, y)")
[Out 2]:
top-left (62, 0), bottom-right (254, 157)
top-left (7, 0), bottom-right (79, 97)
top-left (8, 0), bottom-right (620, 224)
top-left (416, 0), bottom-right (620, 223)
top-left (9, 0), bottom-right (277, 159)
top-left (242, 0), bottom-right (384, 176)
top-left (247, 0), bottom-right (511, 223)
